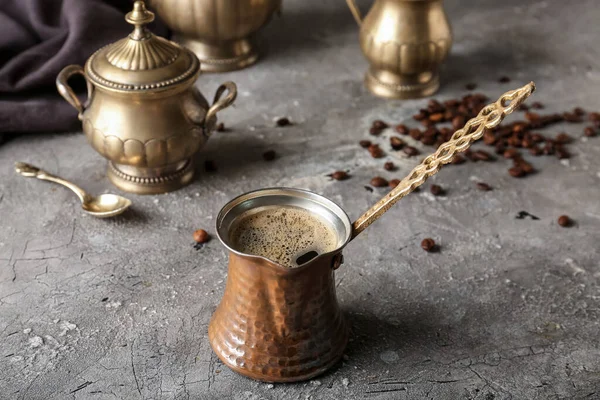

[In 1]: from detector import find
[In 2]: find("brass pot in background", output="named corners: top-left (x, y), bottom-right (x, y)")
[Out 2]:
top-left (56, 1), bottom-right (237, 194)
top-left (346, 0), bottom-right (452, 99)
top-left (149, 0), bottom-right (282, 72)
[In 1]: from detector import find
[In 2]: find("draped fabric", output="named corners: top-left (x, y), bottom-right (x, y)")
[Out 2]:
top-left (0, 0), bottom-right (166, 133)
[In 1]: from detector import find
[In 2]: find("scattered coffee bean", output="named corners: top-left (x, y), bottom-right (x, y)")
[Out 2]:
top-left (421, 238), bottom-right (437, 252)
top-left (395, 124), bottom-right (409, 135)
top-left (430, 184), bottom-right (445, 196)
top-left (483, 130), bottom-right (497, 145)
top-left (563, 112), bottom-right (582, 123)
top-left (388, 179), bottom-right (401, 189)
top-left (369, 126), bottom-right (383, 135)
top-left (503, 148), bottom-right (520, 159)
top-left (403, 146), bottom-right (420, 157)
top-left (359, 140), bottom-right (372, 148)
top-left (263, 150), bottom-right (276, 161)
top-left (331, 171), bottom-right (349, 181)
top-left (498, 76), bottom-right (511, 83)
top-left (372, 120), bottom-right (389, 130)
top-left (573, 107), bottom-right (585, 116)
top-left (557, 215), bottom-right (572, 227)
top-left (451, 154), bottom-right (466, 165)
top-left (368, 144), bottom-right (385, 158)
top-left (409, 128), bottom-right (423, 140)
top-left (452, 115), bottom-right (466, 130)
top-left (465, 83), bottom-right (477, 91)
top-left (555, 133), bottom-right (572, 144)
top-left (518, 104), bottom-right (530, 111)
top-left (517, 160), bottom-right (535, 174)
top-left (556, 148), bottom-right (570, 159)
top-left (473, 150), bottom-right (494, 162)
top-left (429, 113), bottom-right (444, 123)
top-left (508, 166), bottom-right (526, 178)
top-left (584, 126), bottom-right (597, 137)
top-left (275, 117), bottom-right (291, 127)
top-left (384, 161), bottom-right (395, 171)
top-left (529, 146), bottom-right (543, 156)
top-left (204, 160), bottom-right (217, 172)
top-left (370, 176), bottom-right (389, 187)
top-left (531, 102), bottom-right (544, 110)
top-left (216, 122), bottom-right (226, 132)
top-left (524, 112), bottom-right (540, 122)
top-left (589, 112), bottom-right (600, 122)
top-left (476, 182), bottom-right (493, 191)
top-left (193, 229), bottom-right (210, 244)
top-left (390, 136), bottom-right (405, 150)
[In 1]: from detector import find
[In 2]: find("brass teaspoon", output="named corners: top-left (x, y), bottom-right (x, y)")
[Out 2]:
top-left (15, 162), bottom-right (132, 218)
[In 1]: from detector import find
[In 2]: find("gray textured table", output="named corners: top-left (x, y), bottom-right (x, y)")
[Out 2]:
top-left (2, 0), bottom-right (600, 399)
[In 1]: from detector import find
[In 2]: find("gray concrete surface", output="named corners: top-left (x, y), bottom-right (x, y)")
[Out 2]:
top-left (1, 0), bottom-right (600, 399)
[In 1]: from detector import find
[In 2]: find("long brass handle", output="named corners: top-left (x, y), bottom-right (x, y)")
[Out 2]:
top-left (56, 65), bottom-right (93, 121)
top-left (351, 82), bottom-right (536, 240)
top-left (345, 0), bottom-right (363, 25)
top-left (15, 162), bottom-right (89, 203)
top-left (205, 81), bottom-right (238, 132)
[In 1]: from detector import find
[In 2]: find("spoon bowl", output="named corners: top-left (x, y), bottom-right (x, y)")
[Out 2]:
top-left (82, 193), bottom-right (132, 218)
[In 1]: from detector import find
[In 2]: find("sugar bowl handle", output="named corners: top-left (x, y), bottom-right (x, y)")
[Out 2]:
top-left (205, 82), bottom-right (237, 131)
top-left (345, 0), bottom-right (363, 25)
top-left (56, 65), bottom-right (94, 121)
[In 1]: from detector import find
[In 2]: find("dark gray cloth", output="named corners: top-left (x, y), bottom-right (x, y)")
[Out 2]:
top-left (0, 0), bottom-right (166, 133)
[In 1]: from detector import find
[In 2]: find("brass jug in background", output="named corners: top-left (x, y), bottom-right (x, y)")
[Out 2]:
top-left (346, 0), bottom-right (452, 99)
top-left (149, 0), bottom-right (282, 72)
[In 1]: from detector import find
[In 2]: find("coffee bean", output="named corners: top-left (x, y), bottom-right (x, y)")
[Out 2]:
top-left (556, 148), bottom-right (570, 159)
top-left (518, 104), bottom-right (530, 111)
top-left (430, 184), bottom-right (445, 196)
top-left (542, 142), bottom-right (555, 155)
top-left (498, 76), bottom-right (511, 83)
top-left (421, 135), bottom-right (437, 146)
top-left (589, 112), bottom-right (600, 122)
top-left (473, 150), bottom-right (494, 162)
top-left (204, 160), bottom-right (217, 172)
top-left (483, 130), bottom-right (497, 145)
top-left (503, 148), bottom-right (519, 159)
top-left (384, 161), bottom-right (395, 171)
top-left (563, 112), bottom-right (582, 123)
top-left (465, 83), bottom-right (477, 91)
top-left (216, 122), bottom-right (226, 132)
top-left (372, 120), bottom-right (389, 130)
top-left (524, 112), bottom-right (540, 122)
top-left (521, 138), bottom-right (534, 148)
top-left (389, 179), bottom-right (401, 188)
top-left (359, 140), bottom-right (372, 148)
top-left (531, 102), bottom-right (544, 110)
top-left (555, 133), bottom-right (573, 144)
top-left (275, 117), bottom-right (291, 127)
top-left (369, 126), bottom-right (383, 135)
top-left (263, 150), bottom-right (276, 161)
top-left (331, 171), bottom-right (349, 181)
top-left (408, 128), bottom-right (422, 140)
top-left (584, 126), bottom-right (597, 137)
top-left (429, 113), bottom-right (444, 123)
top-left (529, 146), bottom-right (543, 156)
top-left (368, 144), bottom-right (385, 158)
top-left (557, 215), bottom-right (572, 227)
top-left (452, 115), bottom-right (466, 130)
top-left (403, 146), bottom-right (420, 157)
top-left (370, 176), bottom-right (389, 187)
top-left (395, 124), bottom-right (409, 134)
top-left (531, 133), bottom-right (545, 143)
top-left (476, 182), bottom-right (493, 191)
top-left (421, 238), bottom-right (436, 252)
top-left (574, 107), bottom-right (585, 116)
top-left (518, 160), bottom-right (535, 174)
top-left (508, 167), bottom-right (526, 178)
top-left (464, 149), bottom-right (478, 162)
top-left (413, 111), bottom-right (428, 121)
top-left (193, 229), bottom-right (210, 244)
top-left (390, 137), bottom-right (405, 150)
top-left (451, 154), bottom-right (466, 165)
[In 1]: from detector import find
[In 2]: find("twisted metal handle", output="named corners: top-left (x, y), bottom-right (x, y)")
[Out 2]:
top-left (351, 81), bottom-right (536, 239)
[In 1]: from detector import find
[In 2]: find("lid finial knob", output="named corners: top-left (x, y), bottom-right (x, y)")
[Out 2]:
top-left (126, 1), bottom-right (155, 40)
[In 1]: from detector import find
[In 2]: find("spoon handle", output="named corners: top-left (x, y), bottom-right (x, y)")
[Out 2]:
top-left (15, 162), bottom-right (89, 203)
top-left (351, 82), bottom-right (536, 240)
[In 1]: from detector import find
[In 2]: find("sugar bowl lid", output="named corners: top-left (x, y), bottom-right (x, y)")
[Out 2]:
top-left (85, 1), bottom-right (200, 92)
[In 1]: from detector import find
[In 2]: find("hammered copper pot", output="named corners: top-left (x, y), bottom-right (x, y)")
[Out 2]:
top-left (149, 0), bottom-right (282, 72)
top-left (346, 0), bottom-right (452, 99)
top-left (210, 188), bottom-right (352, 382)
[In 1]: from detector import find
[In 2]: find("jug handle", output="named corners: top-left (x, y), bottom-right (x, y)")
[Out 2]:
top-left (346, 0), bottom-right (363, 25)
top-left (205, 81), bottom-right (238, 128)
top-left (56, 65), bottom-right (93, 121)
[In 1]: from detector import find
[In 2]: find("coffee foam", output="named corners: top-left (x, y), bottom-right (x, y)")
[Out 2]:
top-left (229, 205), bottom-right (338, 268)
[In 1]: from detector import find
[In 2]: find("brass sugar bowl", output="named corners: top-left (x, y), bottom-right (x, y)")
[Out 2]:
top-left (56, 1), bottom-right (237, 194)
